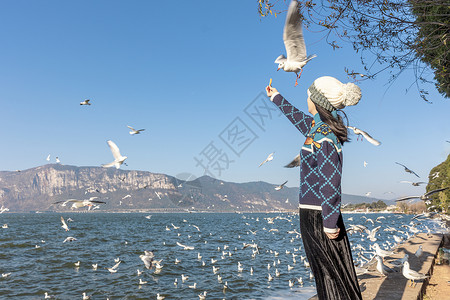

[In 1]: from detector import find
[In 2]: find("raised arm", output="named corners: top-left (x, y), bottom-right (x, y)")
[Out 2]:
top-left (316, 140), bottom-right (342, 233)
top-left (267, 89), bottom-right (313, 137)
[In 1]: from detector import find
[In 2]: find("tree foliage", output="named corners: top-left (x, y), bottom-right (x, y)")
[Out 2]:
top-left (258, 0), bottom-right (450, 102)
top-left (427, 153), bottom-right (450, 213)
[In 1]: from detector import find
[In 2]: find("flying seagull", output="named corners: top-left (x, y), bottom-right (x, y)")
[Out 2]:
top-left (177, 242), bottom-right (194, 250)
top-left (140, 251), bottom-right (155, 269)
top-left (275, 180), bottom-right (288, 191)
top-left (400, 181), bottom-right (427, 186)
top-left (80, 99), bottom-right (91, 106)
top-left (395, 162), bottom-right (420, 178)
top-left (127, 126), bottom-right (145, 135)
top-left (347, 126), bottom-right (381, 146)
top-left (259, 152), bottom-right (274, 167)
top-left (60, 216), bottom-right (69, 231)
top-left (284, 154), bottom-right (300, 168)
top-left (102, 140), bottom-right (128, 169)
top-left (275, 0), bottom-right (316, 86)
top-left (46, 154), bottom-right (50, 161)
top-left (53, 199), bottom-right (106, 209)
top-left (395, 187), bottom-right (449, 202)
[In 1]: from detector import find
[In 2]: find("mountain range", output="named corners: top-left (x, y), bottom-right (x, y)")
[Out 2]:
top-left (0, 164), bottom-right (391, 212)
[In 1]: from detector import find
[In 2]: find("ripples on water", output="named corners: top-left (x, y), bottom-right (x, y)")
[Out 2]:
top-left (0, 212), bottom-right (442, 299)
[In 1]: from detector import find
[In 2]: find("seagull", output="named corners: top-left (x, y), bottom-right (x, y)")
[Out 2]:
top-left (127, 125), bottom-right (145, 135)
top-left (275, 0), bottom-right (316, 86)
top-left (60, 216), bottom-right (69, 231)
top-left (347, 126), bottom-right (381, 145)
top-left (80, 99), bottom-right (91, 106)
top-left (373, 243), bottom-right (393, 259)
top-left (395, 162), bottom-right (420, 177)
top-left (364, 161), bottom-right (368, 167)
top-left (259, 152), bottom-right (274, 167)
top-left (414, 245), bottom-right (423, 258)
top-left (177, 242), bottom-right (194, 250)
top-left (102, 140), bottom-right (128, 169)
top-left (139, 251), bottom-right (154, 269)
top-left (400, 181), bottom-right (427, 186)
top-left (82, 292), bottom-right (90, 300)
top-left (156, 294), bottom-right (165, 300)
top-left (53, 199), bottom-right (106, 209)
top-left (275, 180), bottom-right (288, 190)
top-left (375, 255), bottom-right (396, 276)
top-left (365, 226), bottom-right (381, 242)
top-left (139, 278), bottom-right (147, 285)
top-left (395, 187), bottom-right (449, 202)
top-left (92, 264), bottom-right (98, 270)
top-left (46, 154), bottom-right (51, 161)
top-left (107, 261), bottom-right (121, 273)
top-left (63, 237), bottom-right (77, 243)
top-left (55, 157), bottom-right (60, 163)
top-left (402, 261), bottom-right (429, 287)
top-left (284, 154), bottom-right (300, 168)
top-left (2, 273), bottom-right (11, 278)
top-left (390, 254), bottom-right (409, 267)
top-left (198, 291), bottom-right (207, 300)
top-left (181, 274), bottom-right (189, 283)
top-left (0, 205), bottom-right (10, 214)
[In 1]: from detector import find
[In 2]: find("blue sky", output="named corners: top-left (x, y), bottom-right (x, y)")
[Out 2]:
top-left (1, 1), bottom-right (449, 200)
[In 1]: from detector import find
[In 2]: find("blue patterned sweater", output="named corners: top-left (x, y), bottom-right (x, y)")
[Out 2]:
top-left (272, 94), bottom-right (342, 233)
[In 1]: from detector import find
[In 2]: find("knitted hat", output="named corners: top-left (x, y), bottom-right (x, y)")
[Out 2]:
top-left (307, 76), bottom-right (361, 111)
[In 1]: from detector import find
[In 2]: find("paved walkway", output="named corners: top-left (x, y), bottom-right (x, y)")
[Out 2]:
top-left (358, 233), bottom-right (443, 300)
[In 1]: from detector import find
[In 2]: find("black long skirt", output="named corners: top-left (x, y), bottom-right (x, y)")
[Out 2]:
top-left (299, 208), bottom-right (362, 300)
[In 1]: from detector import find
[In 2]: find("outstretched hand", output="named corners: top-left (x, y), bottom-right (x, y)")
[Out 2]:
top-left (266, 86), bottom-right (278, 98)
top-left (325, 228), bottom-right (340, 240)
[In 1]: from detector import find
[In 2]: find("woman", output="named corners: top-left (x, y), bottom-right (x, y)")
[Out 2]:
top-left (266, 76), bottom-right (362, 300)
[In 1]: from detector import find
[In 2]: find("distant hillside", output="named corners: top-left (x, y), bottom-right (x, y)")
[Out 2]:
top-left (0, 164), bottom-right (389, 212)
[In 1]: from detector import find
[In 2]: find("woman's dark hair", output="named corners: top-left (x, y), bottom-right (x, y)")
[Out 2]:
top-left (316, 105), bottom-right (350, 144)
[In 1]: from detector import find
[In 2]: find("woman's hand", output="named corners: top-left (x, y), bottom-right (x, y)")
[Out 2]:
top-left (266, 86), bottom-right (278, 98)
top-left (325, 228), bottom-right (340, 239)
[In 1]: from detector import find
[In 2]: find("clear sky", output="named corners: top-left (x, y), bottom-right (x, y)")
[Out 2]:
top-left (1, 1), bottom-right (449, 200)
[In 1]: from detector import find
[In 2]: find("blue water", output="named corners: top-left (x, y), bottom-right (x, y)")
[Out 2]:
top-left (0, 212), bottom-right (443, 299)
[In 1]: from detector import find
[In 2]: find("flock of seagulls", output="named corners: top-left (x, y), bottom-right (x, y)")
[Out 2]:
top-left (1, 206), bottom-right (449, 298)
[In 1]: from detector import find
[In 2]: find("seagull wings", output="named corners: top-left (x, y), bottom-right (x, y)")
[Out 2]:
top-left (424, 187), bottom-right (449, 198)
top-left (283, 0), bottom-right (306, 62)
top-left (107, 140), bottom-right (122, 160)
top-left (358, 129), bottom-right (381, 146)
top-left (284, 154), bottom-right (300, 168)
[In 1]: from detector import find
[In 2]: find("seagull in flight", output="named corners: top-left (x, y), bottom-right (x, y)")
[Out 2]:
top-left (127, 125), bottom-right (145, 135)
top-left (400, 181), bottom-right (427, 186)
top-left (102, 140), bottom-right (128, 169)
top-left (177, 242), bottom-right (194, 250)
top-left (347, 126), bottom-right (381, 146)
top-left (395, 187), bottom-right (448, 202)
top-left (259, 152), bottom-right (274, 167)
top-left (284, 154), bottom-right (300, 168)
top-left (53, 199), bottom-right (106, 209)
top-left (80, 99), bottom-right (91, 105)
top-left (46, 154), bottom-right (51, 161)
top-left (60, 216), bottom-right (69, 231)
top-left (275, 180), bottom-right (288, 191)
top-left (140, 251), bottom-right (154, 269)
top-left (275, 0), bottom-right (316, 86)
top-left (395, 162), bottom-right (420, 178)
